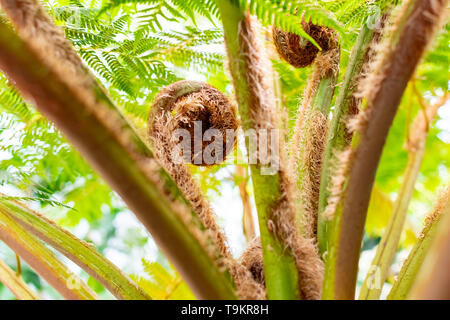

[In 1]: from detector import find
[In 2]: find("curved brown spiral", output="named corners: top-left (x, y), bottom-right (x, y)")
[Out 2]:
top-left (149, 80), bottom-right (265, 300)
top-left (149, 80), bottom-right (238, 166)
top-left (273, 21), bottom-right (335, 68)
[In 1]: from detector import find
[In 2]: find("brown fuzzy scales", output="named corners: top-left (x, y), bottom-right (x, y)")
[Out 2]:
top-left (150, 82), bottom-right (238, 166)
top-left (328, 0), bottom-right (448, 221)
top-left (322, 0), bottom-right (448, 299)
top-left (342, 15), bottom-right (387, 144)
top-left (239, 14), bottom-right (324, 299)
top-left (300, 111), bottom-right (329, 238)
top-left (148, 81), bottom-right (233, 259)
top-left (322, 18), bottom-right (388, 221)
top-left (289, 74), bottom-right (317, 164)
top-left (287, 33), bottom-right (339, 242)
top-left (240, 235), bottom-right (323, 300)
top-left (290, 38), bottom-right (339, 171)
top-left (273, 21), bottom-right (335, 68)
top-left (149, 80), bottom-right (264, 300)
top-left (240, 237), bottom-right (264, 286)
top-left (421, 187), bottom-right (450, 239)
top-left (0, 0), bottom-right (95, 85)
top-left (240, 233), bottom-right (324, 300)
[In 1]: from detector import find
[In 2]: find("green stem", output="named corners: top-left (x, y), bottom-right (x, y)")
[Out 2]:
top-left (318, 22), bottom-right (377, 254)
top-left (0, 210), bottom-right (98, 300)
top-left (359, 148), bottom-right (424, 299)
top-left (0, 198), bottom-right (150, 300)
top-left (359, 94), bottom-right (448, 300)
top-left (217, 0), bottom-right (300, 299)
top-left (387, 191), bottom-right (446, 299)
top-left (294, 55), bottom-right (339, 239)
top-left (322, 0), bottom-right (446, 299)
top-left (0, 17), bottom-right (236, 299)
top-left (409, 189), bottom-right (450, 299)
top-left (0, 258), bottom-right (39, 300)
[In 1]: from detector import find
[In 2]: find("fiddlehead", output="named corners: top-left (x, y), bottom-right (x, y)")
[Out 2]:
top-left (148, 80), bottom-right (265, 299)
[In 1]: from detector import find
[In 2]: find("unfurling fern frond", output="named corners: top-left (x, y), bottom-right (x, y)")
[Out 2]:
top-left (240, 0), bottom-right (344, 48)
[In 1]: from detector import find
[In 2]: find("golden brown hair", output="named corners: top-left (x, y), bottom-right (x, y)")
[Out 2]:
top-left (149, 80), bottom-right (265, 299)
top-left (149, 80), bottom-right (238, 166)
top-left (273, 21), bottom-right (335, 68)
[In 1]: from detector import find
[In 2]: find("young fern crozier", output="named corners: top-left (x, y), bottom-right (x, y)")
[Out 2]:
top-left (288, 32), bottom-right (340, 240)
top-left (148, 80), bottom-right (265, 300)
top-left (149, 80), bottom-right (238, 167)
top-left (273, 21), bottom-right (336, 68)
top-left (273, 11), bottom-right (341, 241)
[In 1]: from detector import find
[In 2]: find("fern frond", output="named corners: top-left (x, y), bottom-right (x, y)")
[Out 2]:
top-left (242, 0), bottom-right (344, 49)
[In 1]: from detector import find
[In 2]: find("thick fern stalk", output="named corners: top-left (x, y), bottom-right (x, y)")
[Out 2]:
top-left (0, 1), bottom-right (236, 299)
top-left (387, 187), bottom-right (449, 299)
top-left (217, 0), bottom-right (323, 299)
top-left (291, 41), bottom-right (340, 240)
top-left (409, 188), bottom-right (450, 299)
top-left (317, 19), bottom-right (383, 254)
top-left (0, 198), bottom-right (150, 300)
top-left (0, 258), bottom-right (39, 300)
top-left (0, 210), bottom-right (98, 299)
top-left (218, 0), bottom-right (298, 299)
top-left (322, 0), bottom-right (448, 300)
top-left (360, 93), bottom-right (449, 300)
